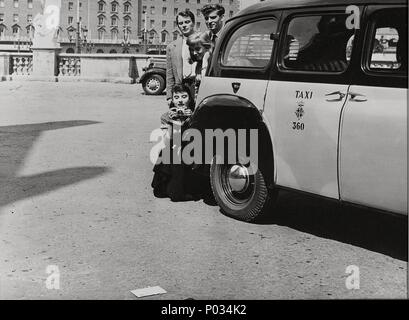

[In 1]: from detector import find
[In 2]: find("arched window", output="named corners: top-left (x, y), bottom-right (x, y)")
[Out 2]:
top-left (98, 0), bottom-right (105, 12)
top-left (98, 29), bottom-right (105, 40)
top-left (96, 49), bottom-right (104, 53)
top-left (12, 24), bottom-right (20, 37)
top-left (109, 49), bottom-right (117, 54)
top-left (124, 16), bottom-right (130, 27)
top-left (0, 24), bottom-right (7, 40)
top-left (111, 29), bottom-right (118, 41)
top-left (161, 31), bottom-right (168, 43)
top-left (66, 48), bottom-right (75, 53)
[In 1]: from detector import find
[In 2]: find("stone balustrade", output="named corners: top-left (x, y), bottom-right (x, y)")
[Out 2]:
top-left (0, 52), bottom-right (164, 83)
top-left (11, 54), bottom-right (33, 76)
top-left (58, 56), bottom-right (81, 76)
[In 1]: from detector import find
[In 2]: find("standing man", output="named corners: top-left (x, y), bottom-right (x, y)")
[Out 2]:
top-left (166, 10), bottom-right (197, 105)
top-left (200, 4), bottom-right (225, 52)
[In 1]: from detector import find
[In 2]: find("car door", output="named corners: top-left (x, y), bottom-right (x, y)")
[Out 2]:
top-left (339, 5), bottom-right (407, 214)
top-left (263, 7), bottom-right (359, 199)
top-left (196, 16), bottom-right (279, 112)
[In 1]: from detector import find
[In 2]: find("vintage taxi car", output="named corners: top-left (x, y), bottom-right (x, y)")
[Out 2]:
top-left (191, 0), bottom-right (407, 221)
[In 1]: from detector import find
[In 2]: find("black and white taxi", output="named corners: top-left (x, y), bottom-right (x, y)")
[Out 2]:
top-left (191, 0), bottom-right (407, 221)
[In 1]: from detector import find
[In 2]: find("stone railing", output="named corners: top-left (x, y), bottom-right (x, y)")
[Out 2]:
top-left (0, 52), bottom-right (165, 83)
top-left (56, 53), bottom-right (165, 83)
top-left (58, 56), bottom-right (81, 76)
top-left (11, 53), bottom-right (33, 76)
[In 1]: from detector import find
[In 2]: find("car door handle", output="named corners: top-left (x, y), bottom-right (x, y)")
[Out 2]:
top-left (348, 92), bottom-right (367, 102)
top-left (325, 91), bottom-right (346, 101)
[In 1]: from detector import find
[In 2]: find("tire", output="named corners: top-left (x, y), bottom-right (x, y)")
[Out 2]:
top-left (142, 74), bottom-right (165, 95)
top-left (210, 157), bottom-right (277, 222)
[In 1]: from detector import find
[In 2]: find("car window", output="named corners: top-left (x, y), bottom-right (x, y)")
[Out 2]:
top-left (222, 19), bottom-right (277, 68)
top-left (282, 14), bottom-right (355, 73)
top-left (368, 9), bottom-right (407, 73)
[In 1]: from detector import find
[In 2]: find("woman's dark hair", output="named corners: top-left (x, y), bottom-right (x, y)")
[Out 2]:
top-left (176, 9), bottom-right (195, 25)
top-left (170, 84), bottom-right (195, 111)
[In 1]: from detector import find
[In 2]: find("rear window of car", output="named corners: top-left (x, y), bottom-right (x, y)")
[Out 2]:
top-left (221, 19), bottom-right (277, 68)
top-left (366, 8), bottom-right (407, 74)
top-left (281, 13), bottom-right (355, 73)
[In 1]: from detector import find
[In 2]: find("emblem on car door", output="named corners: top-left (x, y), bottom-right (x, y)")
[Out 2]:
top-left (295, 101), bottom-right (305, 120)
top-left (232, 82), bottom-right (241, 94)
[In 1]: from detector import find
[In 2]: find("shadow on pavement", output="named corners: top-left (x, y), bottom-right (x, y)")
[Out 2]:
top-left (256, 190), bottom-right (408, 261)
top-left (0, 121), bottom-right (109, 208)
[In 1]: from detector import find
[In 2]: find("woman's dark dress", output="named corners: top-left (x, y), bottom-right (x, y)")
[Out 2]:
top-left (151, 112), bottom-right (198, 201)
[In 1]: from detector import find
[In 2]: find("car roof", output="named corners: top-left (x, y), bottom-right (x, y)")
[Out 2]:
top-left (235, 0), bottom-right (408, 18)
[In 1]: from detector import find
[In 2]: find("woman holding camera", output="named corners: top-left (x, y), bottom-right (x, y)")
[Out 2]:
top-left (151, 84), bottom-right (199, 201)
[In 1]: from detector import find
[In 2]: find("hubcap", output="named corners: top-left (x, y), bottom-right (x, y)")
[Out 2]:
top-left (147, 78), bottom-right (159, 91)
top-left (227, 165), bottom-right (249, 193)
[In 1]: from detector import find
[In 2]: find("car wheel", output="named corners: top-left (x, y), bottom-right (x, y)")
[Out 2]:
top-left (143, 74), bottom-right (165, 95)
top-left (210, 158), bottom-right (277, 222)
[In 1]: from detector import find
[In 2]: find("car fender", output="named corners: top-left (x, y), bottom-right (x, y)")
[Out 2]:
top-left (189, 94), bottom-right (275, 187)
top-left (138, 68), bottom-right (166, 84)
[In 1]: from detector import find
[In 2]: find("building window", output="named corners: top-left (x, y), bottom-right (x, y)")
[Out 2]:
top-left (162, 20), bottom-right (166, 28)
top-left (150, 6), bottom-right (155, 15)
top-left (111, 29), bottom-right (118, 40)
top-left (13, 14), bottom-right (19, 23)
top-left (174, 8), bottom-right (178, 15)
top-left (173, 21), bottom-right (177, 29)
top-left (98, 16), bottom-right (104, 25)
top-left (229, 11), bottom-right (233, 18)
top-left (27, 14), bottom-right (32, 23)
top-left (68, 2), bottom-right (73, 10)
top-left (14, 0), bottom-right (19, 8)
top-left (112, 3), bottom-right (117, 12)
top-left (98, 29), bottom-right (105, 40)
top-left (197, 0), bottom-right (200, 3)
top-left (0, 0), bottom-right (4, 8)
top-left (173, 32), bottom-right (178, 40)
top-left (161, 32), bottom-right (167, 43)
top-left (0, 13), bottom-right (3, 23)
top-left (68, 16), bottom-right (73, 24)
top-left (186, 0), bottom-right (189, 3)
top-left (98, 2), bottom-right (104, 11)
top-left (124, 3), bottom-right (130, 13)
top-left (124, 17), bottom-right (130, 26)
top-left (143, 6), bottom-right (147, 13)
top-left (111, 17), bottom-right (117, 26)
top-left (28, 0), bottom-right (33, 9)
top-left (197, 9), bottom-right (200, 16)
top-left (0, 26), bottom-right (5, 39)
top-left (12, 26), bottom-right (20, 36)
top-left (150, 20), bottom-right (154, 28)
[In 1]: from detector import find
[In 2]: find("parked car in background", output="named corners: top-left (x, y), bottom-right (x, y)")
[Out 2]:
top-left (139, 57), bottom-right (166, 95)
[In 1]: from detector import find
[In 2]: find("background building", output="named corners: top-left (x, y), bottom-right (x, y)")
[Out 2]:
top-left (0, 0), bottom-right (240, 54)
top-left (140, 0), bottom-right (240, 53)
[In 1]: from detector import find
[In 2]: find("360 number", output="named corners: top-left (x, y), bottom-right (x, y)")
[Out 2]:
top-left (292, 122), bottom-right (305, 130)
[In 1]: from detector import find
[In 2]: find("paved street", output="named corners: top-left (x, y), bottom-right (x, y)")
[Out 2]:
top-left (0, 81), bottom-right (406, 299)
